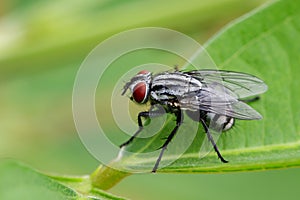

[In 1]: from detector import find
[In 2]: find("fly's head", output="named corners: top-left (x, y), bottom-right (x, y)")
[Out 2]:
top-left (122, 70), bottom-right (152, 104)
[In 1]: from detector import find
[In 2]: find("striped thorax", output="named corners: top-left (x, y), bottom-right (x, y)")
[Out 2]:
top-left (150, 71), bottom-right (202, 104)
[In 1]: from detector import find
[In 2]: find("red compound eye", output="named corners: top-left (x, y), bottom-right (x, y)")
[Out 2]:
top-left (138, 70), bottom-right (149, 75)
top-left (132, 82), bottom-right (147, 103)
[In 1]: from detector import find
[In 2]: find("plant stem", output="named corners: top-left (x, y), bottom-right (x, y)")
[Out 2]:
top-left (90, 164), bottom-right (131, 190)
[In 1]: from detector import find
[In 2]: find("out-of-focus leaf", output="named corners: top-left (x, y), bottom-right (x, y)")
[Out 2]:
top-left (0, 160), bottom-right (127, 200)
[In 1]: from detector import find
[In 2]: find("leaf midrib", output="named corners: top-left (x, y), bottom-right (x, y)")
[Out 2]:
top-left (121, 140), bottom-right (300, 166)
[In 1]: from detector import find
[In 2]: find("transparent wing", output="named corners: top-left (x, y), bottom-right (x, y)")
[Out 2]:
top-left (186, 70), bottom-right (268, 99)
top-left (205, 100), bottom-right (262, 120)
top-left (179, 82), bottom-right (262, 120)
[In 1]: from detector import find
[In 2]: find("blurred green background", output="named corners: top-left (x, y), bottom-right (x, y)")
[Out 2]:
top-left (1, 0), bottom-right (300, 199)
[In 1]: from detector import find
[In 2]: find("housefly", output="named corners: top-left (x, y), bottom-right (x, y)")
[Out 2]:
top-left (121, 69), bottom-right (267, 172)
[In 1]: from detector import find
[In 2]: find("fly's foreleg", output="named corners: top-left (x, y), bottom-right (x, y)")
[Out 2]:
top-left (152, 109), bottom-right (183, 173)
top-left (120, 107), bottom-right (165, 148)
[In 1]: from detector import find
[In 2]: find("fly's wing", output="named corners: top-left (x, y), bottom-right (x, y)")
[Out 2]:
top-left (205, 99), bottom-right (262, 119)
top-left (187, 70), bottom-right (268, 99)
top-left (180, 82), bottom-right (262, 120)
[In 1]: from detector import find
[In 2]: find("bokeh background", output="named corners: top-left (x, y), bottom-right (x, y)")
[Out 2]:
top-left (1, 0), bottom-right (300, 199)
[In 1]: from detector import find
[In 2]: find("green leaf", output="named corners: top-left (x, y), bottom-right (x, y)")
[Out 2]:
top-left (104, 0), bottom-right (300, 174)
top-left (0, 160), bottom-right (128, 200)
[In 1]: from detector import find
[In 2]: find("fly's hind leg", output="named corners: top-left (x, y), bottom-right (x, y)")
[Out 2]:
top-left (199, 118), bottom-right (228, 163)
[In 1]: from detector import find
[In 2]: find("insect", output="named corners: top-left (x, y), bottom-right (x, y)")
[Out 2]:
top-left (120, 69), bottom-right (267, 172)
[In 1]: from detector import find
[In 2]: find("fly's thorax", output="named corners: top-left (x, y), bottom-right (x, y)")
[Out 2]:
top-left (150, 72), bottom-right (202, 102)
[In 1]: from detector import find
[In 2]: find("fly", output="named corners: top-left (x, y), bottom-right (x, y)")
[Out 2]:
top-left (120, 69), bottom-right (268, 172)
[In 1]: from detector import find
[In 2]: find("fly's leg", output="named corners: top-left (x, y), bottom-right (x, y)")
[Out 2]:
top-left (240, 96), bottom-right (260, 103)
top-left (200, 118), bottom-right (228, 163)
top-left (152, 109), bottom-right (183, 173)
top-left (119, 108), bottom-right (165, 148)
